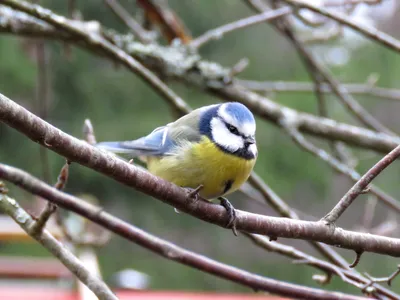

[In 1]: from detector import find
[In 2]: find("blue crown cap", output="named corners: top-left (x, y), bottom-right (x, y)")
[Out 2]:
top-left (223, 102), bottom-right (255, 123)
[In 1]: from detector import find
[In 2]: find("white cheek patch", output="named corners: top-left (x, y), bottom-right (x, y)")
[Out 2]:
top-left (211, 118), bottom-right (243, 152)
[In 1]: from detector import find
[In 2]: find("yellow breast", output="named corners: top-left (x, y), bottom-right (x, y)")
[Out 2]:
top-left (146, 137), bottom-right (256, 200)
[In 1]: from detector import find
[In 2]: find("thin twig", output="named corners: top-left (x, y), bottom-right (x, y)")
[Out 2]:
top-left (349, 251), bottom-right (363, 268)
top-left (190, 7), bottom-right (291, 49)
top-left (137, 0), bottom-right (192, 44)
top-left (283, 0), bottom-right (400, 53)
top-left (278, 115), bottom-right (400, 218)
top-left (364, 265), bottom-right (400, 287)
top-left (83, 119), bottom-right (97, 145)
top-left (104, 0), bottom-right (154, 43)
top-left (0, 191), bottom-right (117, 300)
top-left (237, 80), bottom-right (400, 102)
top-left (31, 202), bottom-right (57, 235)
top-left (246, 173), bottom-right (399, 299)
top-left (323, 0), bottom-right (383, 6)
top-left (322, 143), bottom-right (400, 225)
top-left (303, 24), bottom-right (343, 44)
top-left (32, 160), bottom-right (71, 235)
top-left (245, 234), bottom-right (395, 298)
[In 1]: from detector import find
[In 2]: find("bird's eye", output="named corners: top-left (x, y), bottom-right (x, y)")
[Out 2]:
top-left (227, 124), bottom-right (239, 135)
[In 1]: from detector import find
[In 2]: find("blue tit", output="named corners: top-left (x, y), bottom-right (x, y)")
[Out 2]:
top-left (97, 102), bottom-right (257, 233)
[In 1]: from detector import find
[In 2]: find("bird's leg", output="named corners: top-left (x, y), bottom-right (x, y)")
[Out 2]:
top-left (218, 197), bottom-right (238, 236)
top-left (184, 184), bottom-right (204, 201)
top-left (175, 185), bottom-right (204, 214)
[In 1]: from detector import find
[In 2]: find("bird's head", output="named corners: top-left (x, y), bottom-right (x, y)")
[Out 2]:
top-left (200, 102), bottom-right (257, 159)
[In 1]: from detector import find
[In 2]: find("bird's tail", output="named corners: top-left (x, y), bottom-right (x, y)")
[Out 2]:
top-left (96, 141), bottom-right (140, 155)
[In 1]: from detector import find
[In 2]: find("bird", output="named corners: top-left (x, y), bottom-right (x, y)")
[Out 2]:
top-left (96, 102), bottom-right (257, 235)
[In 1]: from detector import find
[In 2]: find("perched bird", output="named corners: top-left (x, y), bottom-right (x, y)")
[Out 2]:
top-left (96, 102), bottom-right (257, 234)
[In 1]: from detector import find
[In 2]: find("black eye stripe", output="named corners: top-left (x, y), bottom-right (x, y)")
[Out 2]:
top-left (216, 117), bottom-right (246, 137)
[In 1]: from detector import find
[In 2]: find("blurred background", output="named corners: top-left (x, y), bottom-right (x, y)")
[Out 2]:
top-left (1, 0), bottom-right (400, 296)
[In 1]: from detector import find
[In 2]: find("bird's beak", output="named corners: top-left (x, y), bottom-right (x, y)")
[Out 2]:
top-left (245, 136), bottom-right (256, 145)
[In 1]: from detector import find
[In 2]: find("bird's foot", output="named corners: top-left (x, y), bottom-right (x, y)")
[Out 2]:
top-left (184, 185), bottom-right (204, 202)
top-left (218, 197), bottom-right (238, 236)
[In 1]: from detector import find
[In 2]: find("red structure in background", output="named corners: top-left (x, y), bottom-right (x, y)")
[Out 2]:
top-left (0, 288), bottom-right (286, 300)
top-left (0, 256), bottom-right (286, 300)
top-left (0, 214), bottom-right (286, 299)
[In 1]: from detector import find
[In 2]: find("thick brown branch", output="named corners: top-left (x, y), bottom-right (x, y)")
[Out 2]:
top-left (0, 181), bottom-right (365, 300)
top-left (1, 94), bottom-right (400, 256)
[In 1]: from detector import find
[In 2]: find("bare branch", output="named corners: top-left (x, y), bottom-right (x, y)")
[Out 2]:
top-left (283, 0), bottom-right (400, 53)
top-left (279, 119), bottom-right (400, 216)
top-left (349, 251), bottom-right (363, 268)
top-left (1, 6), bottom-right (400, 153)
top-left (31, 160), bottom-right (71, 235)
top-left (237, 80), bottom-right (400, 102)
top-left (247, 0), bottom-right (395, 135)
top-left (322, 143), bottom-right (400, 225)
top-left (363, 265), bottom-right (400, 296)
top-left (190, 7), bottom-right (291, 49)
top-left (245, 234), bottom-right (398, 298)
top-left (0, 190), bottom-right (117, 300)
top-left (104, 0), bottom-right (154, 43)
top-left (136, 0), bottom-right (192, 44)
top-left (0, 176), bottom-right (372, 300)
top-left (1, 107), bottom-right (400, 257)
top-left (83, 119), bottom-right (97, 145)
top-left (0, 0), bottom-right (191, 117)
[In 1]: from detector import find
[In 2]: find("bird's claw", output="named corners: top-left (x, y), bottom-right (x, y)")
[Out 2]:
top-left (218, 197), bottom-right (238, 236)
top-left (184, 184), bottom-right (204, 202)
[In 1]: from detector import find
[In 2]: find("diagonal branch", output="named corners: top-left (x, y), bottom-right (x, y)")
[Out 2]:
top-left (322, 144), bottom-right (400, 224)
top-left (0, 0), bottom-right (191, 116)
top-left (283, 0), bottom-right (400, 53)
top-left (2, 94), bottom-right (400, 256)
top-left (0, 5), bottom-right (400, 153)
top-left (279, 117), bottom-right (400, 215)
top-left (0, 190), bottom-right (117, 300)
top-left (238, 80), bottom-right (400, 102)
top-left (190, 7), bottom-right (291, 49)
top-left (104, 0), bottom-right (154, 43)
top-left (136, 0), bottom-right (191, 44)
top-left (246, 0), bottom-right (395, 135)
top-left (0, 184), bottom-right (365, 300)
top-left (244, 234), bottom-right (394, 297)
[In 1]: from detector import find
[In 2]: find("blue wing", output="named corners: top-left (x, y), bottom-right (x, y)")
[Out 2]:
top-left (96, 126), bottom-right (176, 157)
